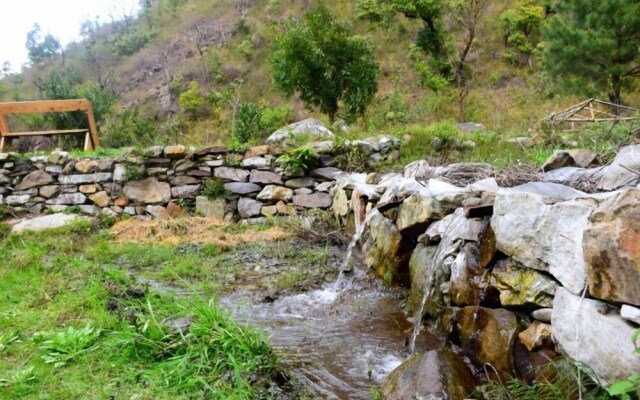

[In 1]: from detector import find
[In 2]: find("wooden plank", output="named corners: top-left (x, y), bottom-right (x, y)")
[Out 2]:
top-left (0, 99), bottom-right (91, 114)
top-left (0, 135), bottom-right (5, 152)
top-left (0, 112), bottom-right (10, 134)
top-left (2, 129), bottom-right (88, 137)
top-left (84, 104), bottom-right (99, 149)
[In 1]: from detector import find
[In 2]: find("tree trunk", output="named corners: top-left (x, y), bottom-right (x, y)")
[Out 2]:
top-left (608, 74), bottom-right (622, 116)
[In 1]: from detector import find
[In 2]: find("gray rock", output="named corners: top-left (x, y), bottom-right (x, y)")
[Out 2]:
top-left (58, 173), bottom-right (112, 185)
top-left (123, 178), bottom-right (171, 204)
top-left (170, 175), bottom-right (199, 186)
top-left (266, 118), bottom-right (334, 145)
top-left (238, 197), bottom-right (263, 218)
top-left (292, 192), bottom-right (332, 208)
top-left (531, 308), bottom-right (553, 323)
top-left (15, 170), bottom-right (54, 190)
top-left (457, 122), bottom-right (486, 132)
top-left (223, 182), bottom-right (261, 195)
top-left (45, 165), bottom-right (63, 174)
top-left (310, 167), bottom-right (343, 181)
top-left (46, 205), bottom-right (68, 213)
top-left (249, 170), bottom-right (283, 185)
top-left (242, 157), bottom-right (271, 169)
top-left (78, 205), bottom-right (99, 215)
top-left (214, 167), bottom-right (250, 182)
top-left (5, 195), bottom-right (31, 205)
top-left (620, 305), bottom-right (640, 325)
top-left (492, 189), bottom-right (596, 295)
top-left (174, 159), bottom-right (196, 172)
top-left (11, 213), bottom-right (84, 233)
top-left (171, 185), bottom-right (201, 199)
top-left (144, 145), bottom-right (164, 158)
top-left (285, 177), bottom-right (316, 189)
top-left (46, 193), bottom-right (87, 205)
top-left (145, 205), bottom-right (169, 219)
top-left (257, 185), bottom-right (293, 202)
top-left (552, 287), bottom-right (640, 385)
top-left (113, 164), bottom-right (126, 181)
top-left (294, 187), bottom-right (313, 195)
top-left (507, 137), bottom-right (536, 147)
top-left (195, 196), bottom-right (225, 218)
top-left (315, 181), bottom-right (335, 192)
top-left (205, 159), bottom-right (224, 167)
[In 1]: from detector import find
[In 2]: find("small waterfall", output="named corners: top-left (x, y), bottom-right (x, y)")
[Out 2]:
top-left (333, 208), bottom-right (379, 291)
top-left (408, 292), bottom-right (428, 354)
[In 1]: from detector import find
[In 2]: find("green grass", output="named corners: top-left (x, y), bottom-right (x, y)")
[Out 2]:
top-left (0, 222), bottom-right (302, 399)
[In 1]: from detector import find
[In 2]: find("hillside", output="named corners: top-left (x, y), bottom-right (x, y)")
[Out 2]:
top-left (0, 0), bottom-right (638, 165)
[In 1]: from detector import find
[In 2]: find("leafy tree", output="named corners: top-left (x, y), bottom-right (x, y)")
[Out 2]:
top-left (25, 24), bottom-right (63, 66)
top-left (178, 81), bottom-right (205, 119)
top-left (499, 1), bottom-right (544, 65)
top-left (542, 0), bottom-right (640, 107)
top-left (270, 4), bottom-right (379, 122)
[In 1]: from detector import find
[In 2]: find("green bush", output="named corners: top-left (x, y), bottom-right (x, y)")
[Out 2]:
top-left (235, 102), bottom-right (264, 144)
top-left (178, 81), bottom-right (205, 119)
top-left (101, 108), bottom-right (158, 148)
top-left (110, 30), bottom-right (156, 56)
top-left (279, 146), bottom-right (318, 174)
top-left (201, 178), bottom-right (229, 199)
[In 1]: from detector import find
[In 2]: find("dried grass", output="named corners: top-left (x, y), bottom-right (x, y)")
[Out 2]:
top-left (110, 216), bottom-right (290, 246)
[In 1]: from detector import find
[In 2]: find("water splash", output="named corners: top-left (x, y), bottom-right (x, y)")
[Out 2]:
top-left (333, 208), bottom-right (379, 291)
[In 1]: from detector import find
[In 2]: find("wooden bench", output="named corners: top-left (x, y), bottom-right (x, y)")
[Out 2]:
top-left (0, 99), bottom-right (100, 152)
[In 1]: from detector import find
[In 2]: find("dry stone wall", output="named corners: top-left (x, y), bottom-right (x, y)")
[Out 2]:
top-left (331, 147), bottom-right (640, 397)
top-left (0, 137), bottom-right (401, 221)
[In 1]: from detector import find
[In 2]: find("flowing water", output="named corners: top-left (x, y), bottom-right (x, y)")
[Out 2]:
top-left (215, 208), bottom-right (442, 399)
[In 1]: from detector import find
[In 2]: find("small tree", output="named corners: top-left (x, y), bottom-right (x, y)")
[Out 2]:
top-left (542, 0), bottom-right (640, 108)
top-left (270, 4), bottom-right (379, 122)
top-left (178, 81), bottom-right (205, 119)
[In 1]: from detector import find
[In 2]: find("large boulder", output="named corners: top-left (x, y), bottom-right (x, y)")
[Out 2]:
top-left (15, 170), bottom-right (54, 190)
top-left (491, 187), bottom-right (597, 294)
top-left (238, 197), bottom-right (263, 219)
top-left (363, 211), bottom-right (412, 284)
top-left (552, 287), bottom-right (640, 385)
top-left (11, 213), bottom-right (85, 233)
top-left (454, 306), bottom-right (520, 374)
top-left (265, 118), bottom-right (334, 145)
top-left (583, 188), bottom-right (640, 305)
top-left (382, 349), bottom-right (477, 400)
top-left (123, 178), bottom-right (171, 204)
top-left (491, 258), bottom-right (559, 308)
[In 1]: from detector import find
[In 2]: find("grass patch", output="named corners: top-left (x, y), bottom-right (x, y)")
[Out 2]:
top-left (0, 222), bottom-right (297, 399)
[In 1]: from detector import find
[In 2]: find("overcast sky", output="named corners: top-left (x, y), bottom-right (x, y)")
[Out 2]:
top-left (0, 0), bottom-right (140, 72)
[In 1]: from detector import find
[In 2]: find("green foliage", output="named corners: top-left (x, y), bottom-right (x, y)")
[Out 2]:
top-left (260, 105), bottom-right (293, 133)
top-left (499, 1), bottom-right (544, 64)
top-left (333, 137), bottom-right (370, 172)
top-left (102, 107), bottom-right (158, 148)
top-left (235, 102), bottom-right (264, 143)
top-left (25, 23), bottom-right (62, 65)
top-left (33, 325), bottom-right (101, 368)
top-left (542, 0), bottom-right (640, 104)
top-left (202, 178), bottom-right (230, 199)
top-left (179, 81), bottom-right (205, 119)
top-left (270, 4), bottom-right (379, 122)
top-left (110, 30), bottom-right (156, 56)
top-left (607, 329), bottom-right (640, 399)
top-left (475, 358), bottom-right (613, 400)
top-left (279, 145), bottom-right (318, 174)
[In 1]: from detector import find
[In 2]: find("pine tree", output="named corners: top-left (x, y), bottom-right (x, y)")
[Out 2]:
top-left (542, 0), bottom-right (640, 107)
